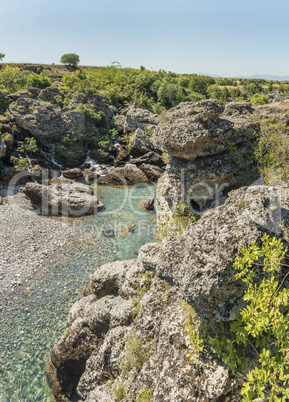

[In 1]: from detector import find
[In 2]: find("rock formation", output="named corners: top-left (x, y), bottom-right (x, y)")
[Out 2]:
top-left (47, 183), bottom-right (289, 401)
top-left (23, 181), bottom-right (104, 216)
top-left (151, 100), bottom-right (259, 221)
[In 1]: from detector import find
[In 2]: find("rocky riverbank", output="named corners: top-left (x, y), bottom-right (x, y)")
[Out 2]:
top-left (0, 188), bottom-right (74, 300)
top-left (46, 100), bottom-right (289, 401)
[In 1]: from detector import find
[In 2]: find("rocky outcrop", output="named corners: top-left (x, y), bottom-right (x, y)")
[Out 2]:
top-left (9, 98), bottom-right (66, 136)
top-left (9, 90), bottom-right (114, 138)
top-left (23, 181), bottom-right (104, 216)
top-left (138, 164), bottom-right (164, 181)
top-left (48, 184), bottom-right (289, 401)
top-left (129, 128), bottom-right (156, 157)
top-left (98, 164), bottom-right (150, 186)
top-left (130, 151), bottom-right (165, 168)
top-left (151, 99), bottom-right (257, 160)
top-left (124, 106), bottom-right (159, 134)
top-left (152, 100), bottom-right (260, 219)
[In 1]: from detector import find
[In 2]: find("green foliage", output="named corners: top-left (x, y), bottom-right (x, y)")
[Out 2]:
top-left (0, 53), bottom-right (5, 61)
top-left (76, 104), bottom-right (108, 127)
top-left (17, 159), bottom-right (29, 170)
top-left (0, 66), bottom-right (27, 92)
top-left (254, 119), bottom-right (289, 182)
top-left (132, 271), bottom-right (154, 319)
top-left (121, 330), bottom-right (149, 374)
top-left (114, 383), bottom-right (126, 400)
top-left (189, 75), bottom-right (215, 95)
top-left (60, 53), bottom-right (80, 66)
top-left (55, 95), bottom-right (72, 108)
top-left (26, 72), bottom-right (51, 89)
top-left (187, 234), bottom-right (289, 402)
top-left (136, 387), bottom-right (153, 401)
top-left (226, 140), bottom-right (245, 175)
top-left (24, 137), bottom-right (38, 153)
top-left (159, 204), bottom-right (200, 239)
top-left (251, 93), bottom-right (269, 105)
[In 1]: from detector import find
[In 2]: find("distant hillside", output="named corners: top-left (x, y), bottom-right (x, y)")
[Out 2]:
top-left (237, 74), bottom-right (289, 81)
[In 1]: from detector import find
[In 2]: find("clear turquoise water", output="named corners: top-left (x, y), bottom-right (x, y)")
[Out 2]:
top-left (0, 184), bottom-right (156, 401)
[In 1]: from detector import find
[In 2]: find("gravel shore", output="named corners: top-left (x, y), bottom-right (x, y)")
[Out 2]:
top-left (0, 188), bottom-right (74, 299)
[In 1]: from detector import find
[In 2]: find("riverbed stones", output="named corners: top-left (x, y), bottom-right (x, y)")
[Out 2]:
top-left (23, 181), bottom-right (104, 216)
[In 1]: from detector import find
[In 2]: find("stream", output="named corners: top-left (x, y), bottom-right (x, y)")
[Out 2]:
top-left (0, 184), bottom-right (156, 401)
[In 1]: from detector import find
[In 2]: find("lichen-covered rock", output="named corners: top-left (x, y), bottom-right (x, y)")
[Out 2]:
top-left (48, 184), bottom-right (289, 401)
top-left (130, 151), bottom-right (165, 167)
top-left (138, 163), bottom-right (164, 181)
top-left (152, 99), bottom-right (260, 218)
top-left (129, 128), bottom-right (155, 157)
top-left (151, 99), bottom-right (258, 160)
top-left (124, 106), bottom-right (159, 133)
top-left (9, 98), bottom-right (66, 136)
top-left (223, 101), bottom-right (253, 117)
top-left (98, 163), bottom-right (150, 185)
top-left (9, 91), bottom-right (114, 138)
top-left (23, 181), bottom-right (104, 216)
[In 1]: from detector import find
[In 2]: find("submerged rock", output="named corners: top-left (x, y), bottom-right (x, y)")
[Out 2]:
top-left (23, 181), bottom-right (104, 216)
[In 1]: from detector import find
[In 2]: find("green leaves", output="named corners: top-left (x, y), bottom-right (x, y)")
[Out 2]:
top-left (186, 234), bottom-right (289, 401)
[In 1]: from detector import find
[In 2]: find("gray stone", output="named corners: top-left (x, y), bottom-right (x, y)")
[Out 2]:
top-left (23, 181), bottom-right (104, 216)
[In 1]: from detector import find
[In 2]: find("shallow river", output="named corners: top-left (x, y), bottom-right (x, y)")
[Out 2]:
top-left (0, 184), bottom-right (156, 401)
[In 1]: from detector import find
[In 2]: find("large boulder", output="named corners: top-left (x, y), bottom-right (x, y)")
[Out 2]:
top-left (9, 98), bottom-right (66, 136)
top-left (151, 99), bottom-right (258, 160)
top-left (129, 128), bottom-right (156, 157)
top-left (9, 91), bottom-right (114, 138)
top-left (124, 106), bottom-right (159, 134)
top-left (98, 164), bottom-right (150, 186)
top-left (23, 181), bottom-right (104, 216)
top-left (152, 100), bottom-right (260, 218)
top-left (130, 151), bottom-right (165, 167)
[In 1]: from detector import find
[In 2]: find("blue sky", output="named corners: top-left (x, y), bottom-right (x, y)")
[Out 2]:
top-left (1, 0), bottom-right (288, 76)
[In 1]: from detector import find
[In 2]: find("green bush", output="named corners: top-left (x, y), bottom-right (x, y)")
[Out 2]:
top-left (0, 53), bottom-right (5, 61)
top-left (0, 66), bottom-right (27, 92)
top-left (121, 330), bottom-right (149, 374)
top-left (26, 72), bottom-right (51, 89)
top-left (251, 93), bottom-right (269, 105)
top-left (76, 104), bottom-right (108, 127)
top-left (24, 137), bottom-right (38, 153)
top-left (187, 234), bottom-right (289, 401)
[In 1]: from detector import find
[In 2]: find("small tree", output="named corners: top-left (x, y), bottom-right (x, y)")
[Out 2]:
top-left (60, 53), bottom-right (80, 67)
top-left (0, 53), bottom-right (5, 61)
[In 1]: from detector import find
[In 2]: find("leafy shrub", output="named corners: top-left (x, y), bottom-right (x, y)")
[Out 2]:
top-left (186, 234), bottom-right (289, 401)
top-left (0, 66), bottom-right (27, 92)
top-left (251, 93), bottom-right (269, 105)
top-left (17, 159), bottom-right (29, 170)
top-left (24, 137), bottom-right (38, 153)
top-left (0, 53), bottom-right (5, 61)
top-left (254, 119), bottom-right (289, 181)
top-left (121, 330), bottom-right (149, 374)
top-left (76, 104), bottom-right (108, 127)
top-left (26, 72), bottom-right (51, 89)
top-left (189, 75), bottom-right (215, 95)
